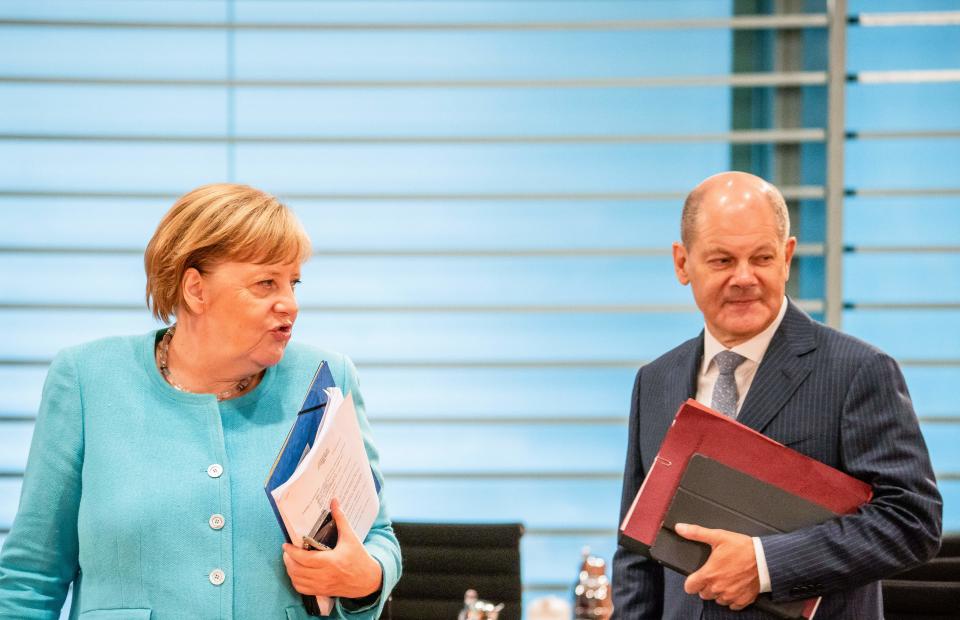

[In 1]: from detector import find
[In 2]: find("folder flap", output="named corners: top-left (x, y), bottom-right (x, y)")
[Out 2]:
top-left (620, 399), bottom-right (872, 548)
top-left (677, 454), bottom-right (837, 532)
top-left (652, 454), bottom-right (840, 573)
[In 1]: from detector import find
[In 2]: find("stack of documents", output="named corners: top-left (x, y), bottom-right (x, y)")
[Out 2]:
top-left (265, 363), bottom-right (380, 616)
top-left (619, 399), bottom-right (872, 620)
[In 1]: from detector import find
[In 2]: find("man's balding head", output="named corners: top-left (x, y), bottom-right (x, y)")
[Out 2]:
top-left (672, 171), bottom-right (796, 347)
top-left (680, 171), bottom-right (790, 248)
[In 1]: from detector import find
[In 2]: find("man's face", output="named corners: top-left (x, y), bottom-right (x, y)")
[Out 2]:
top-left (672, 184), bottom-right (796, 348)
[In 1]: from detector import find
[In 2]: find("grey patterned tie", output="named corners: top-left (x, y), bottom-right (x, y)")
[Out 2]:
top-left (711, 350), bottom-right (747, 417)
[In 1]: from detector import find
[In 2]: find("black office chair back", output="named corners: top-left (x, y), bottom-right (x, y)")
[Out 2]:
top-left (388, 522), bottom-right (524, 620)
top-left (882, 534), bottom-right (960, 620)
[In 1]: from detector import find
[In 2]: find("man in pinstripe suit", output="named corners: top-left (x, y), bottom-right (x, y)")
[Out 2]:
top-left (611, 172), bottom-right (942, 619)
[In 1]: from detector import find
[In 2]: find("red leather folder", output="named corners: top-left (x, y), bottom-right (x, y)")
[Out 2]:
top-left (619, 399), bottom-right (873, 619)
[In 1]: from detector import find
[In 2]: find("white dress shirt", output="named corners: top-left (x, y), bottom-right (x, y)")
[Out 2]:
top-left (694, 296), bottom-right (788, 593)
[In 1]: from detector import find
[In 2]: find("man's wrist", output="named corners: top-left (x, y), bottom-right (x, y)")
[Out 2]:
top-left (752, 537), bottom-right (772, 593)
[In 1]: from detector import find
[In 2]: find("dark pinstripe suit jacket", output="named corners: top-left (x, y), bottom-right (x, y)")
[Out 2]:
top-left (612, 300), bottom-right (942, 620)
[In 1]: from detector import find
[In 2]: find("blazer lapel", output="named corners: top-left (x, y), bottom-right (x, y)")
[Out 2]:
top-left (736, 300), bottom-right (818, 433)
top-left (676, 334), bottom-right (703, 402)
top-left (646, 333), bottom-right (702, 462)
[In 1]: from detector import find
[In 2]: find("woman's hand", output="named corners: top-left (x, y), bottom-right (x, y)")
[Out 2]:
top-left (282, 498), bottom-right (383, 600)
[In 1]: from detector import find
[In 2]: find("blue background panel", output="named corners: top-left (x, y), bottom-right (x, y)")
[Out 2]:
top-left (0, 142), bottom-right (228, 193)
top-left (386, 479), bottom-right (622, 531)
top-left (943, 481), bottom-right (960, 534)
top-left (0, 84), bottom-right (228, 136)
top-left (847, 25), bottom-right (960, 72)
top-left (0, 423), bottom-right (31, 472)
top-left (0, 26), bottom-right (227, 79)
top-left (902, 367), bottom-right (960, 418)
top-left (233, 30), bottom-right (732, 81)
top-left (0, 367), bottom-right (47, 416)
top-left (0, 480), bottom-right (21, 529)
top-left (849, 0), bottom-right (960, 10)
top-left (846, 83), bottom-right (960, 132)
top-left (0, 0), bottom-right (740, 24)
top-left (522, 533), bottom-right (617, 585)
top-left (234, 1), bottom-right (734, 24)
top-left (845, 139), bottom-right (960, 190)
top-left (842, 310), bottom-right (960, 360)
top-left (360, 367), bottom-right (637, 419)
top-left (921, 425), bottom-right (960, 473)
top-left (844, 254), bottom-right (960, 304)
top-left (0, 1), bottom-right (225, 22)
top-left (235, 87), bottom-right (732, 137)
top-left (235, 143), bottom-right (730, 194)
top-left (376, 424), bottom-right (626, 475)
top-left (0, 197), bottom-right (170, 250)
top-left (844, 196), bottom-right (960, 247)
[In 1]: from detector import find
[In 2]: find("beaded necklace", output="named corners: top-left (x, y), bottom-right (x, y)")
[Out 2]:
top-left (156, 325), bottom-right (258, 401)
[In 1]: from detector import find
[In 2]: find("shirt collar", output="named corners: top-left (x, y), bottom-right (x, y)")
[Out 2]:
top-left (701, 296), bottom-right (789, 374)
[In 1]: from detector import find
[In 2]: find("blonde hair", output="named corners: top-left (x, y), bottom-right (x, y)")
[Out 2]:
top-left (144, 183), bottom-right (311, 323)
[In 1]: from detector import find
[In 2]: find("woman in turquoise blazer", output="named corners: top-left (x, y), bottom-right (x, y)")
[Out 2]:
top-left (0, 184), bottom-right (401, 619)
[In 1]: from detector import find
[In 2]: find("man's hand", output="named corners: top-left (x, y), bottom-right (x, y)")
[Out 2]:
top-left (675, 522), bottom-right (760, 611)
top-left (282, 498), bottom-right (383, 599)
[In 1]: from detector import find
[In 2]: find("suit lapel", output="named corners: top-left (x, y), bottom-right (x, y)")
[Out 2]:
top-left (646, 334), bottom-right (702, 464)
top-left (736, 301), bottom-right (818, 433)
top-left (677, 334), bottom-right (703, 402)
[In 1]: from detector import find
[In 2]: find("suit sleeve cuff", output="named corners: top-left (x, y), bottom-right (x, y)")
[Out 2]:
top-left (753, 536), bottom-right (772, 593)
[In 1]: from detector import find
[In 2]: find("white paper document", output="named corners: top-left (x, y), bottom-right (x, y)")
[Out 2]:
top-left (271, 388), bottom-right (380, 615)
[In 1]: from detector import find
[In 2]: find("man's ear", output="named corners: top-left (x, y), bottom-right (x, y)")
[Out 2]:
top-left (673, 242), bottom-right (691, 286)
top-left (181, 267), bottom-right (206, 315)
top-left (783, 236), bottom-right (797, 281)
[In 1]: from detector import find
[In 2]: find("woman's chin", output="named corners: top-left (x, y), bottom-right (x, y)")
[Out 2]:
top-left (250, 346), bottom-right (287, 370)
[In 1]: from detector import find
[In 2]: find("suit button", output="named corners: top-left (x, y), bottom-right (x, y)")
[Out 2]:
top-left (207, 464), bottom-right (223, 478)
top-left (209, 514), bottom-right (225, 530)
top-left (209, 569), bottom-right (225, 586)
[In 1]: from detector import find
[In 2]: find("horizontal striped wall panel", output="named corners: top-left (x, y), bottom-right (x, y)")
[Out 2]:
top-left (0, 1), bottom-right (733, 24)
top-left (845, 196), bottom-right (960, 247)
top-left (0, 26), bottom-right (732, 81)
top-left (846, 83), bottom-right (960, 131)
top-left (0, 196), bottom-right (691, 252)
top-left (0, 141), bottom-right (731, 194)
top-left (844, 254), bottom-right (960, 304)
top-left (0, 84), bottom-right (733, 137)
top-left (847, 23), bottom-right (960, 72)
top-left (845, 139), bottom-right (960, 189)
top-left (841, 310), bottom-right (960, 360)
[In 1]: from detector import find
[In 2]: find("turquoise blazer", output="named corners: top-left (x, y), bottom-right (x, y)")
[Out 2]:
top-left (0, 331), bottom-right (401, 619)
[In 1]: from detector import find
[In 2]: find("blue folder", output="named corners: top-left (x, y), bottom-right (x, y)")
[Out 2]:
top-left (264, 361), bottom-right (338, 539)
top-left (263, 362), bottom-right (381, 616)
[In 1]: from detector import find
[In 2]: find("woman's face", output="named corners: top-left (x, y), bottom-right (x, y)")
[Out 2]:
top-left (195, 259), bottom-right (302, 372)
